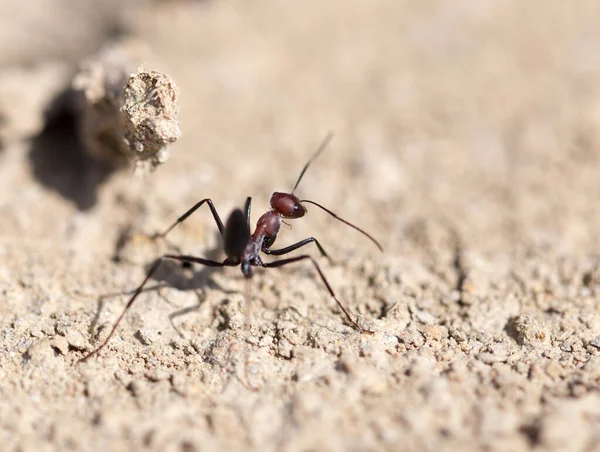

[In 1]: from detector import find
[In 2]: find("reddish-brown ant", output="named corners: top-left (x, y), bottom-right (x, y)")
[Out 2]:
top-left (80, 133), bottom-right (382, 362)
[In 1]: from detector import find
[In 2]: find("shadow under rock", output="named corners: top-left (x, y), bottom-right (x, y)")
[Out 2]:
top-left (28, 90), bottom-right (116, 211)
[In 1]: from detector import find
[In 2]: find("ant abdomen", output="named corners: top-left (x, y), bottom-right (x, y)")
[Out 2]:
top-left (270, 192), bottom-right (306, 218)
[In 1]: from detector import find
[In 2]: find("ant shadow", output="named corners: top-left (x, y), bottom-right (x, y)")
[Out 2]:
top-left (89, 231), bottom-right (238, 340)
top-left (28, 89), bottom-right (117, 211)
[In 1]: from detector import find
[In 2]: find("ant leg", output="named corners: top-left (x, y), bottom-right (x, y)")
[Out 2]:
top-left (263, 237), bottom-right (333, 264)
top-left (262, 255), bottom-right (373, 334)
top-left (79, 254), bottom-right (227, 363)
top-left (244, 197), bottom-right (252, 229)
top-left (157, 199), bottom-right (225, 239)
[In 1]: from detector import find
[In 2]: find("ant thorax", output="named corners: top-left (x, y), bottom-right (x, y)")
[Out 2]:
top-left (251, 210), bottom-right (282, 250)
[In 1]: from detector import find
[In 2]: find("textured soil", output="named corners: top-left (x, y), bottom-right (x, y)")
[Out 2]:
top-left (1, 1), bottom-right (600, 451)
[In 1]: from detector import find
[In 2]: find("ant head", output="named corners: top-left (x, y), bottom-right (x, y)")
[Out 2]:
top-left (270, 192), bottom-right (306, 219)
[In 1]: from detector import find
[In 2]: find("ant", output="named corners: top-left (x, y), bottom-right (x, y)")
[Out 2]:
top-left (80, 133), bottom-right (382, 362)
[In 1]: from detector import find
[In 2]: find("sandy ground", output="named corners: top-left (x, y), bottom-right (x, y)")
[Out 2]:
top-left (1, 1), bottom-right (600, 451)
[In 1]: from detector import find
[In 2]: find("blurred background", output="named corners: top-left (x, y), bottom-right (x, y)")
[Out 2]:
top-left (1, 1), bottom-right (600, 450)
top-left (1, 1), bottom-right (600, 259)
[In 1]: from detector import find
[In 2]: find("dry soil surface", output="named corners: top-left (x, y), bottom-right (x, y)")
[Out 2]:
top-left (1, 1), bottom-right (600, 451)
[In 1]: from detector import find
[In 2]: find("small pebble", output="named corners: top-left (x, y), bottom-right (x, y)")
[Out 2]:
top-left (509, 314), bottom-right (550, 347)
top-left (259, 334), bottom-right (274, 347)
top-left (449, 328), bottom-right (468, 343)
top-left (50, 335), bottom-right (69, 355)
top-left (30, 328), bottom-right (44, 338)
top-left (421, 324), bottom-right (445, 342)
top-left (277, 338), bottom-right (293, 359)
top-left (25, 339), bottom-right (55, 365)
top-left (136, 328), bottom-right (159, 345)
top-left (399, 329), bottom-right (425, 348)
top-left (560, 341), bottom-right (573, 352)
top-left (65, 331), bottom-right (88, 350)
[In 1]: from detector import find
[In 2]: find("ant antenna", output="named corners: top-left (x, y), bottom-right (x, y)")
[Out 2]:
top-left (291, 131), bottom-right (334, 194)
top-left (290, 132), bottom-right (382, 252)
top-left (300, 199), bottom-right (383, 252)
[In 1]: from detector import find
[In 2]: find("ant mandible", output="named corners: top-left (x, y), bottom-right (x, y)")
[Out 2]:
top-left (80, 133), bottom-right (382, 362)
